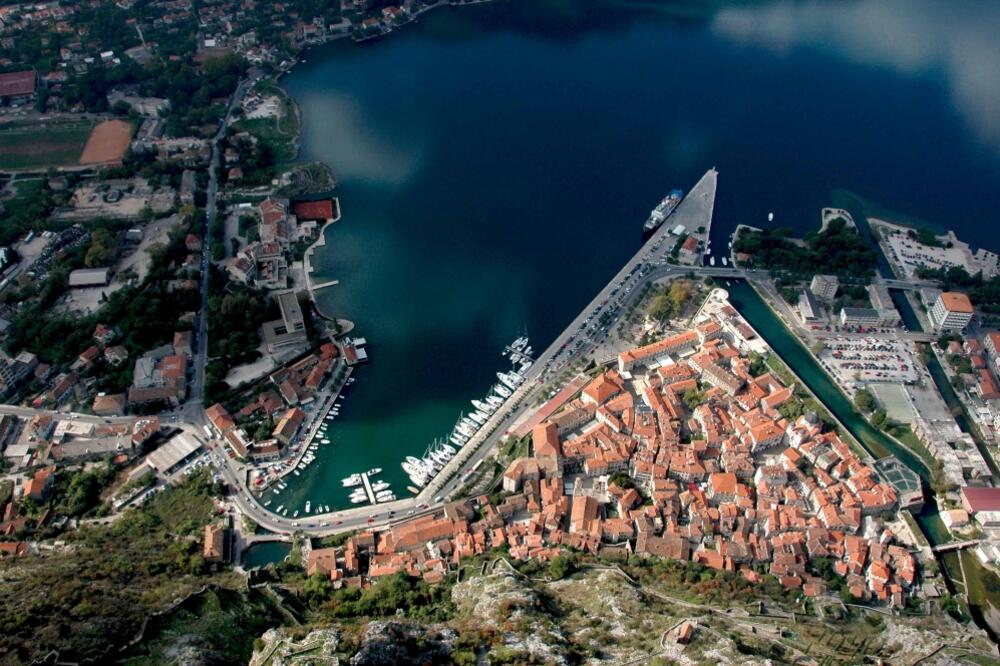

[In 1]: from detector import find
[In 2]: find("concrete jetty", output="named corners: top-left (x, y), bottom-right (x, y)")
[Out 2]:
top-left (360, 472), bottom-right (376, 504)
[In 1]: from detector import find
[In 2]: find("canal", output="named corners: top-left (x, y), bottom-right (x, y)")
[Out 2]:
top-left (843, 197), bottom-right (1000, 480)
top-left (724, 280), bottom-right (950, 545)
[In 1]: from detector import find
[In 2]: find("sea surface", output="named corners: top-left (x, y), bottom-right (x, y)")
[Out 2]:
top-left (273, 0), bottom-right (1000, 512)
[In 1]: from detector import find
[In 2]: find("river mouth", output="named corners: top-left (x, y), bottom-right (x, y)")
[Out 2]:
top-left (270, 0), bottom-right (1000, 514)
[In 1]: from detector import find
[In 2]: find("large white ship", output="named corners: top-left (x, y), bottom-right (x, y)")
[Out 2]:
top-left (643, 189), bottom-right (684, 232)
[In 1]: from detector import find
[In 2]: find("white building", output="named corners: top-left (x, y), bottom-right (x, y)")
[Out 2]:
top-left (839, 307), bottom-right (899, 328)
top-left (810, 274), bottom-right (839, 301)
top-left (929, 291), bottom-right (974, 331)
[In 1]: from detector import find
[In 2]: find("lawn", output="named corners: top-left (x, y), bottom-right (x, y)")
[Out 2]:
top-left (889, 424), bottom-right (936, 468)
top-left (0, 119), bottom-right (95, 170)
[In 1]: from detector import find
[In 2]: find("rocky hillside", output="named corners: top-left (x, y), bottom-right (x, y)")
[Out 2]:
top-left (249, 561), bottom-right (998, 665)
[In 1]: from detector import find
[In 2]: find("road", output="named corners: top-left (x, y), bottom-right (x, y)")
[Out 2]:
top-left (187, 77), bottom-right (252, 418)
top-left (0, 404), bottom-right (137, 425)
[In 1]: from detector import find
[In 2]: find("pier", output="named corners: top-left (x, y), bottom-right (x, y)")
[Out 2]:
top-left (256, 363), bottom-right (353, 491)
top-left (360, 472), bottom-right (377, 504)
top-left (311, 279), bottom-right (339, 291)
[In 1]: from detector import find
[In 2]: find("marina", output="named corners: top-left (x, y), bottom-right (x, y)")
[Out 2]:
top-left (399, 336), bottom-right (534, 491)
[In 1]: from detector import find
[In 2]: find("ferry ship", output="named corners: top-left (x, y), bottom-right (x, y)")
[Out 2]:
top-left (643, 189), bottom-right (684, 233)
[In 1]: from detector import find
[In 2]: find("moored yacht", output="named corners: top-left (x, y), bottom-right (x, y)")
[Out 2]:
top-left (497, 372), bottom-right (520, 389)
top-left (472, 399), bottom-right (496, 413)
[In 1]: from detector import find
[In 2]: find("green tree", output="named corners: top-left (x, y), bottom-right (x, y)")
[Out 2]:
top-left (548, 554), bottom-right (577, 580)
top-left (682, 387), bottom-right (705, 411)
top-left (85, 227), bottom-right (116, 267)
top-left (853, 388), bottom-right (876, 413)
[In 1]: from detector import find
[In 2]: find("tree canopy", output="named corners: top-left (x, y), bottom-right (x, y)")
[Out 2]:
top-left (733, 217), bottom-right (876, 278)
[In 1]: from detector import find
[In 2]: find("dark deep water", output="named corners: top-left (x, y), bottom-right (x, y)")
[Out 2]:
top-left (273, 0), bottom-right (1000, 510)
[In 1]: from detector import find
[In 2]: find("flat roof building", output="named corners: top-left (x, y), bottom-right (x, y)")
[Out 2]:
top-left (839, 306), bottom-right (899, 328)
top-left (262, 291), bottom-right (308, 352)
top-left (277, 291), bottom-right (305, 333)
top-left (810, 274), bottom-right (839, 301)
top-left (799, 289), bottom-right (820, 322)
top-left (68, 268), bottom-right (110, 288)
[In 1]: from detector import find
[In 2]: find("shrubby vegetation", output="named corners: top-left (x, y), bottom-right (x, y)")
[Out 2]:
top-left (853, 388), bottom-right (876, 413)
top-left (301, 571), bottom-right (455, 623)
top-left (0, 472), bottom-right (228, 663)
top-left (203, 266), bottom-right (277, 404)
top-left (4, 218), bottom-right (199, 365)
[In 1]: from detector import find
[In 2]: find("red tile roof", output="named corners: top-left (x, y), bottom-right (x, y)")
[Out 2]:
top-left (961, 486), bottom-right (1000, 513)
top-left (0, 70), bottom-right (35, 97)
top-left (293, 199), bottom-right (335, 221)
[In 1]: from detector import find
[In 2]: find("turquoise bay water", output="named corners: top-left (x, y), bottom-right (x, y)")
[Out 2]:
top-left (273, 0), bottom-right (1000, 512)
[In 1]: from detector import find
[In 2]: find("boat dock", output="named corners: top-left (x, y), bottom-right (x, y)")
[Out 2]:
top-left (360, 472), bottom-right (376, 504)
top-left (312, 279), bottom-right (339, 291)
top-left (257, 364), bottom-right (353, 491)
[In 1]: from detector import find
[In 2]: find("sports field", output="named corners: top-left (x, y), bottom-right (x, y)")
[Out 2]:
top-left (78, 119), bottom-right (133, 166)
top-left (0, 119), bottom-right (95, 170)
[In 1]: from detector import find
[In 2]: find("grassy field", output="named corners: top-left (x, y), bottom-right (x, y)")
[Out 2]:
top-left (234, 81), bottom-right (299, 163)
top-left (0, 119), bottom-right (95, 170)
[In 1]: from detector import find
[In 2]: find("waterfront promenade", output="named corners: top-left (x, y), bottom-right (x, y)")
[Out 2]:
top-left (302, 201), bottom-right (342, 318)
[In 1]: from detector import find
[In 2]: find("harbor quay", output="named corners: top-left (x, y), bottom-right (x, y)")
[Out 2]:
top-left (220, 169), bottom-right (721, 536)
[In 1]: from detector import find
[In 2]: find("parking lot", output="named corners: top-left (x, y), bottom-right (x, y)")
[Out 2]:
top-left (819, 336), bottom-right (921, 386)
